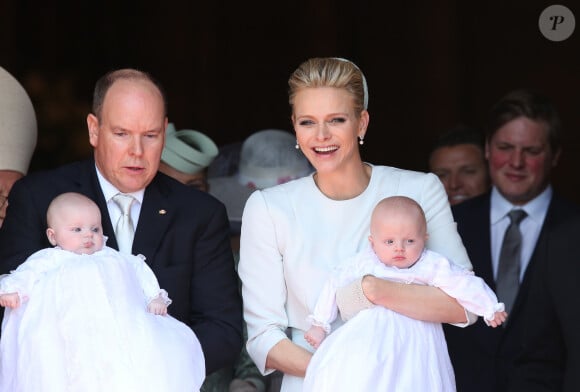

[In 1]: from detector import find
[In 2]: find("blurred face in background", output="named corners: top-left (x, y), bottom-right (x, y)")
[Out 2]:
top-left (430, 143), bottom-right (489, 205)
top-left (486, 116), bottom-right (560, 206)
top-left (158, 161), bottom-right (209, 192)
top-left (0, 170), bottom-right (24, 227)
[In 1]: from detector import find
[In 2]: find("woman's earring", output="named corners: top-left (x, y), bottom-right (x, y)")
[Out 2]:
top-left (358, 136), bottom-right (364, 145)
top-left (295, 140), bottom-right (300, 149)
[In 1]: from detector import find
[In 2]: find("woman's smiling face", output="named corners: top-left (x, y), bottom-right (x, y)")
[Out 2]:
top-left (292, 87), bottom-right (367, 175)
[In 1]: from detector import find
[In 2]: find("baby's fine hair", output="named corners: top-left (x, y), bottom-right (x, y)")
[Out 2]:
top-left (46, 192), bottom-right (100, 227)
top-left (372, 196), bottom-right (426, 227)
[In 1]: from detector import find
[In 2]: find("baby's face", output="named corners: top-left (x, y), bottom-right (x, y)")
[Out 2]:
top-left (369, 210), bottom-right (426, 268)
top-left (49, 206), bottom-right (104, 255)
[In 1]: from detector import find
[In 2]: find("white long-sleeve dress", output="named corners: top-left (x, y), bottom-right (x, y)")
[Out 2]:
top-left (0, 246), bottom-right (205, 392)
top-left (303, 248), bottom-right (504, 392)
top-left (238, 165), bottom-right (473, 392)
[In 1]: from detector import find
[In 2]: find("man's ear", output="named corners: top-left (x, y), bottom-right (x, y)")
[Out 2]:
top-left (46, 228), bottom-right (57, 246)
top-left (87, 113), bottom-right (99, 148)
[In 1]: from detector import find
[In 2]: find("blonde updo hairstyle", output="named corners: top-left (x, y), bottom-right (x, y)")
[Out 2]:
top-left (288, 57), bottom-right (368, 118)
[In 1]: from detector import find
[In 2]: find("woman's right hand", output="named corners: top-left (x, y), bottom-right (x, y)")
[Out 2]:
top-left (335, 276), bottom-right (374, 321)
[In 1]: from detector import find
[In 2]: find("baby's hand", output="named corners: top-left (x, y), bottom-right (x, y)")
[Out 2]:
top-left (0, 293), bottom-right (20, 309)
top-left (487, 311), bottom-right (508, 328)
top-left (304, 326), bottom-right (327, 349)
top-left (147, 296), bottom-right (168, 316)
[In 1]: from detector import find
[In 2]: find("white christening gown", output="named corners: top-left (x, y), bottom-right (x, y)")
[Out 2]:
top-left (303, 248), bottom-right (504, 392)
top-left (0, 246), bottom-right (205, 392)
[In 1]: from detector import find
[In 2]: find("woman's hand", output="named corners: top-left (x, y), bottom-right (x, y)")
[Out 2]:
top-left (265, 339), bottom-right (313, 377)
top-left (361, 275), bottom-right (468, 324)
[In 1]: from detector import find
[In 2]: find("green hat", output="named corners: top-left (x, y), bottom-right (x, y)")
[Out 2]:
top-left (161, 123), bottom-right (218, 174)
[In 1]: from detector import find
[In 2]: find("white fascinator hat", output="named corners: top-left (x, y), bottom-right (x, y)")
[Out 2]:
top-left (208, 129), bottom-right (312, 234)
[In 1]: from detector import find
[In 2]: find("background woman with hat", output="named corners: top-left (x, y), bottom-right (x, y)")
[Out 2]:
top-left (158, 123), bottom-right (219, 192)
top-left (0, 67), bottom-right (37, 228)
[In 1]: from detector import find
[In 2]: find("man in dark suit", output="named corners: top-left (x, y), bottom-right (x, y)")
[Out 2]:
top-left (0, 69), bottom-right (243, 374)
top-left (510, 217), bottom-right (580, 391)
top-left (443, 89), bottom-right (580, 392)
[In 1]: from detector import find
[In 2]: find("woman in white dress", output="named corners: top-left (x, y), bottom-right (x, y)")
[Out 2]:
top-left (0, 192), bottom-right (205, 392)
top-left (238, 57), bottom-right (478, 392)
top-left (303, 196), bottom-right (506, 391)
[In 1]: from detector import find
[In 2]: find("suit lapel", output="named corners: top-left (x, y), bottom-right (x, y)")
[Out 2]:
top-left (132, 175), bottom-right (173, 266)
top-left (455, 195), bottom-right (495, 289)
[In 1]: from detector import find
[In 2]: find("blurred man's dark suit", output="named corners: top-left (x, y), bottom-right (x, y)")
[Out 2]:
top-left (443, 191), bottom-right (580, 392)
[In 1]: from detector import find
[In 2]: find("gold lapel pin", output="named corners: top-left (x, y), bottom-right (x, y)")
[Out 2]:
top-left (158, 209), bottom-right (167, 215)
